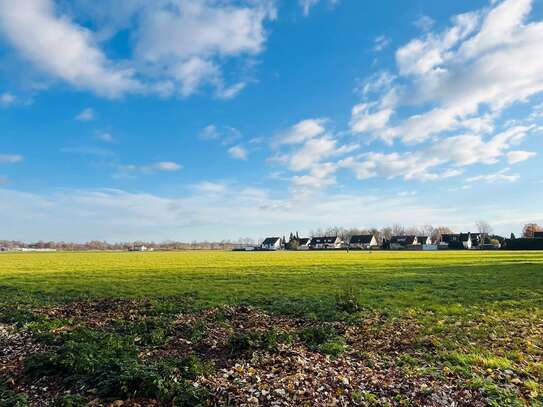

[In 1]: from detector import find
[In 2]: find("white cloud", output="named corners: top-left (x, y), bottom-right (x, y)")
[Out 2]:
top-left (228, 145), bottom-right (248, 160)
top-left (75, 107), bottom-right (95, 121)
top-left (134, 0), bottom-right (275, 98)
top-left (275, 119), bottom-right (327, 145)
top-left (341, 125), bottom-right (533, 182)
top-left (153, 161), bottom-right (182, 171)
top-left (2, 183), bottom-right (537, 241)
top-left (299, 0), bottom-right (339, 16)
top-left (0, 0), bottom-right (274, 99)
top-left (355, 0), bottom-right (543, 146)
top-left (0, 0), bottom-right (142, 98)
top-left (117, 161), bottom-right (183, 175)
top-left (0, 154), bottom-right (23, 164)
top-left (200, 124), bottom-right (242, 145)
top-left (373, 35), bottom-right (391, 52)
top-left (96, 131), bottom-right (115, 143)
top-left (507, 150), bottom-right (536, 164)
top-left (413, 15), bottom-right (435, 32)
top-left (350, 103), bottom-right (393, 134)
top-left (0, 92), bottom-right (16, 106)
top-left (466, 168), bottom-right (520, 183)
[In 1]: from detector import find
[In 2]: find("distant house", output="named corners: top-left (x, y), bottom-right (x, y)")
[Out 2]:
top-left (417, 236), bottom-right (432, 245)
top-left (130, 245), bottom-right (148, 252)
top-left (310, 236), bottom-right (342, 249)
top-left (534, 231), bottom-right (543, 239)
top-left (390, 235), bottom-right (417, 250)
top-left (297, 238), bottom-right (311, 250)
top-left (261, 237), bottom-right (282, 250)
top-left (441, 233), bottom-right (472, 249)
top-left (349, 235), bottom-right (378, 249)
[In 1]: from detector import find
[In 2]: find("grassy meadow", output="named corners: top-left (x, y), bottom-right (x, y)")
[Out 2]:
top-left (1, 250), bottom-right (542, 406)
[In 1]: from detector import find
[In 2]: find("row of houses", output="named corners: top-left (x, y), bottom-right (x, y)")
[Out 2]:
top-left (259, 232), bottom-right (509, 251)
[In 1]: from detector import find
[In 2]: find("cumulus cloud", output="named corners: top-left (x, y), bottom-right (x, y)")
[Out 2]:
top-left (0, 0), bottom-right (142, 98)
top-left (0, 0), bottom-right (275, 99)
top-left (352, 0), bottom-right (543, 147)
top-left (341, 125), bottom-right (533, 182)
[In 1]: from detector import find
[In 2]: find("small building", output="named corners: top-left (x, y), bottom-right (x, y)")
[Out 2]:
top-left (130, 244), bottom-right (148, 252)
top-left (297, 238), bottom-right (311, 250)
top-left (390, 235), bottom-right (418, 250)
top-left (310, 236), bottom-right (342, 249)
top-left (417, 236), bottom-right (432, 245)
top-left (441, 233), bottom-right (472, 249)
top-left (261, 237), bottom-right (282, 250)
top-left (349, 235), bottom-right (378, 249)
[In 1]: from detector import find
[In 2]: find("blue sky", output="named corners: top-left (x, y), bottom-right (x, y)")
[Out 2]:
top-left (1, 0), bottom-right (543, 242)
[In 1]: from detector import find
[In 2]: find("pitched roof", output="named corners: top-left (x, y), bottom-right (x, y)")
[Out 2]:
top-left (262, 237), bottom-right (281, 245)
top-left (349, 235), bottom-right (375, 244)
top-left (417, 236), bottom-right (430, 243)
top-left (298, 238), bottom-right (310, 245)
top-left (441, 234), bottom-right (470, 243)
top-left (390, 235), bottom-right (416, 245)
top-left (311, 236), bottom-right (339, 244)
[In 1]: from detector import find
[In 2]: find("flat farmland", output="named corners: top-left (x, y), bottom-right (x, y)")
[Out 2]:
top-left (1, 251), bottom-right (542, 406)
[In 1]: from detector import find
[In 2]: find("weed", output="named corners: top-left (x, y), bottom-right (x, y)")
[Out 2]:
top-left (334, 287), bottom-right (362, 314)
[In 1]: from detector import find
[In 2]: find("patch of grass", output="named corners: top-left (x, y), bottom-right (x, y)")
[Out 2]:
top-left (447, 351), bottom-right (513, 370)
top-left (334, 287), bottom-right (363, 314)
top-left (112, 318), bottom-right (173, 346)
top-left (468, 376), bottom-right (524, 406)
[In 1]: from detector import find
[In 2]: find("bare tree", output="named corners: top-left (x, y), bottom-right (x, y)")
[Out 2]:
top-left (391, 224), bottom-right (405, 236)
top-left (431, 226), bottom-right (454, 243)
top-left (475, 221), bottom-right (493, 235)
top-left (523, 223), bottom-right (542, 238)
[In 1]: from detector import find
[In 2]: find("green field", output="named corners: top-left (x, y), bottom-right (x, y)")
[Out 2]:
top-left (1, 251), bottom-right (542, 406)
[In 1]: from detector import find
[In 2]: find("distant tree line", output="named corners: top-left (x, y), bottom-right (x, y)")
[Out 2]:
top-left (0, 238), bottom-right (257, 251)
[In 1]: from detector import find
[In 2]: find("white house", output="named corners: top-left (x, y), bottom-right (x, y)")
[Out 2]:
top-left (417, 236), bottom-right (432, 245)
top-left (261, 237), bottom-right (282, 250)
top-left (440, 234), bottom-right (472, 249)
top-left (349, 235), bottom-right (378, 249)
top-left (297, 238), bottom-right (311, 250)
top-left (310, 236), bottom-right (342, 249)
